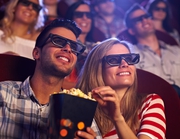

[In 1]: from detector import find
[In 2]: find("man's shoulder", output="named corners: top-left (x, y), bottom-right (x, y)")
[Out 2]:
top-left (0, 80), bottom-right (22, 90)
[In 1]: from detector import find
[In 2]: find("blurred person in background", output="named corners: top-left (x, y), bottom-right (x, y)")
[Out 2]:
top-left (43, 0), bottom-right (62, 23)
top-left (146, 0), bottom-right (180, 45)
top-left (57, 0), bottom-right (79, 18)
top-left (124, 3), bottom-right (180, 97)
top-left (0, 0), bottom-right (44, 59)
top-left (65, 0), bottom-right (97, 83)
top-left (92, 0), bottom-right (126, 39)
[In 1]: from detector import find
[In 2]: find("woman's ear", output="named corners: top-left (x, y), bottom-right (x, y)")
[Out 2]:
top-left (32, 47), bottom-right (40, 60)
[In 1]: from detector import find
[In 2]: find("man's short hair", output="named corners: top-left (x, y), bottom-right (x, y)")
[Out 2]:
top-left (124, 3), bottom-right (145, 28)
top-left (35, 19), bottom-right (81, 48)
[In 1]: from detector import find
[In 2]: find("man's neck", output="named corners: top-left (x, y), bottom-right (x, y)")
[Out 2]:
top-left (30, 72), bottom-right (64, 104)
top-left (137, 34), bottom-right (160, 51)
top-left (99, 14), bottom-right (114, 24)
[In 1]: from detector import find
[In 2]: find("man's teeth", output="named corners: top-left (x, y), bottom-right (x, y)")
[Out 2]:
top-left (59, 57), bottom-right (69, 62)
top-left (118, 72), bottom-right (130, 75)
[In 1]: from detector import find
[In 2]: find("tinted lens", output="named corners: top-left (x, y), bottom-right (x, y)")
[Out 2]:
top-left (106, 55), bottom-right (121, 65)
top-left (74, 12), bottom-right (84, 18)
top-left (74, 12), bottom-right (92, 19)
top-left (52, 36), bottom-right (66, 47)
top-left (20, 0), bottom-right (42, 12)
top-left (131, 14), bottom-right (150, 24)
top-left (50, 34), bottom-right (85, 55)
top-left (154, 7), bottom-right (167, 12)
top-left (97, 0), bottom-right (114, 4)
top-left (123, 54), bottom-right (140, 65)
top-left (104, 54), bottom-right (140, 66)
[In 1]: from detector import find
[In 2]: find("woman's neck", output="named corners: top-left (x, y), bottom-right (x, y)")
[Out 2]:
top-left (153, 19), bottom-right (166, 32)
top-left (11, 21), bottom-right (31, 38)
top-left (45, 5), bottom-right (58, 16)
top-left (78, 33), bottom-right (87, 44)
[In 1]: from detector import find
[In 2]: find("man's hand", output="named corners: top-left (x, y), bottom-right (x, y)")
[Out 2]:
top-left (74, 127), bottom-right (96, 139)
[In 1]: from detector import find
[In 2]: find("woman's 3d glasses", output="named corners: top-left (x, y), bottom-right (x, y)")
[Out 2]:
top-left (103, 53), bottom-right (140, 66)
top-left (18, 0), bottom-right (42, 13)
top-left (73, 12), bottom-right (92, 19)
top-left (40, 33), bottom-right (86, 55)
top-left (96, 0), bottom-right (114, 4)
top-left (153, 7), bottom-right (167, 12)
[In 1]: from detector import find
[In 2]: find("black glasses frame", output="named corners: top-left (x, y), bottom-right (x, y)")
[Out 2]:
top-left (73, 12), bottom-right (92, 19)
top-left (96, 0), bottom-right (114, 4)
top-left (18, 0), bottom-right (42, 13)
top-left (40, 33), bottom-right (86, 55)
top-left (103, 53), bottom-right (140, 66)
top-left (153, 7), bottom-right (167, 12)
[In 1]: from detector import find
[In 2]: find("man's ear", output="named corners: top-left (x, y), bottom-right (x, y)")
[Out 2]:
top-left (32, 47), bottom-right (40, 60)
top-left (128, 28), bottom-right (135, 36)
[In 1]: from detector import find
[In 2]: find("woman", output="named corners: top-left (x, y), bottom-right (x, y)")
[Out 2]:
top-left (76, 38), bottom-right (166, 139)
top-left (0, 0), bottom-right (44, 59)
top-left (147, 0), bottom-right (180, 45)
top-left (43, 0), bottom-right (62, 23)
top-left (64, 0), bottom-right (97, 83)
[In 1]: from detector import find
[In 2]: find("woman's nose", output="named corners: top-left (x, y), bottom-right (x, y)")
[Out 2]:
top-left (119, 59), bottom-right (129, 68)
top-left (27, 4), bottom-right (33, 10)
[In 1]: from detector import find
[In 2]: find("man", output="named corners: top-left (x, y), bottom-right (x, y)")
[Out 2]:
top-left (124, 4), bottom-right (180, 97)
top-left (93, 0), bottom-right (125, 39)
top-left (0, 19), bottom-right (101, 139)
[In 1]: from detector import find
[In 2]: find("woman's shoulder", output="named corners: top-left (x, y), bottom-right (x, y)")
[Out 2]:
top-left (0, 29), bottom-right (3, 35)
top-left (143, 93), bottom-right (164, 105)
top-left (140, 93), bottom-right (164, 113)
top-left (30, 31), bottom-right (41, 40)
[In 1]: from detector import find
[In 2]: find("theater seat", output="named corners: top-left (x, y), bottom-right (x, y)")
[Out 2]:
top-left (137, 69), bottom-right (180, 139)
top-left (0, 54), bottom-right (179, 139)
top-left (0, 54), bottom-right (76, 89)
top-left (0, 54), bottom-right (35, 82)
top-left (117, 29), bottom-right (179, 46)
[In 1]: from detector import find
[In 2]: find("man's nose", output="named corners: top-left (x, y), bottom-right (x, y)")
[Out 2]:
top-left (61, 43), bottom-right (72, 53)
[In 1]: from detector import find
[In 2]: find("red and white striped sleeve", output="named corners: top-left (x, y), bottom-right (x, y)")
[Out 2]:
top-left (137, 94), bottom-right (166, 139)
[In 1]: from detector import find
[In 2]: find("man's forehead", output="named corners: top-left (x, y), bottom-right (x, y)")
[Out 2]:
top-left (130, 9), bottom-right (146, 19)
top-left (48, 27), bottom-right (77, 41)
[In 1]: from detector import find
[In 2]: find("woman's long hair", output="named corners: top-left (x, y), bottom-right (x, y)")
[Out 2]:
top-left (0, 0), bottom-right (44, 42)
top-left (76, 38), bottom-right (145, 135)
top-left (147, 0), bottom-right (173, 33)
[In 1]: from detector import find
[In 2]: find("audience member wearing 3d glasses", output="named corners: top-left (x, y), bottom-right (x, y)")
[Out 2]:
top-left (76, 38), bottom-right (166, 139)
top-left (146, 0), bottom-right (180, 45)
top-left (0, 0), bottom-right (44, 59)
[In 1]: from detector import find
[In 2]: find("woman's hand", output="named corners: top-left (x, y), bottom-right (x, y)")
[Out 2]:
top-left (74, 127), bottom-right (96, 139)
top-left (92, 86), bottom-right (122, 122)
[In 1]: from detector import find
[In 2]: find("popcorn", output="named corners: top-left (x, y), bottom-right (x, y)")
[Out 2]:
top-left (55, 88), bottom-right (96, 101)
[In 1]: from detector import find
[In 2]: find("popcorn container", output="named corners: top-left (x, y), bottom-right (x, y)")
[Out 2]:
top-left (48, 93), bottom-right (97, 139)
